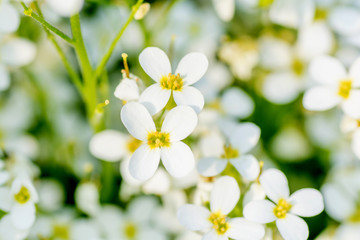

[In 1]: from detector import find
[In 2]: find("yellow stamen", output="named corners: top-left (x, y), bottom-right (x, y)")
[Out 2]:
top-left (124, 222), bottom-right (137, 239)
top-left (14, 186), bottom-right (31, 204)
top-left (147, 131), bottom-right (170, 149)
top-left (160, 73), bottom-right (183, 91)
top-left (209, 211), bottom-right (230, 235)
top-left (122, 53), bottom-right (130, 78)
top-left (221, 145), bottom-right (239, 159)
top-left (338, 79), bottom-right (352, 99)
top-left (274, 198), bottom-right (292, 219)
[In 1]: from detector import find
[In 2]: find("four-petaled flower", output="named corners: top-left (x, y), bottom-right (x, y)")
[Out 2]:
top-left (139, 47), bottom-right (208, 115)
top-left (178, 176), bottom-right (265, 240)
top-left (243, 168), bottom-right (324, 240)
top-left (121, 102), bottom-right (198, 181)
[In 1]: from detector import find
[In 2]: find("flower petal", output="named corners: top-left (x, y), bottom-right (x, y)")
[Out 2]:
top-left (161, 106), bottom-right (198, 142)
top-left (212, 0), bottom-right (235, 22)
top-left (226, 217), bottom-right (265, 240)
top-left (197, 157), bottom-right (227, 177)
top-left (309, 55), bottom-right (346, 86)
top-left (114, 78), bottom-right (139, 101)
top-left (259, 168), bottom-right (289, 203)
top-left (342, 90), bottom-right (360, 119)
top-left (177, 204), bottom-right (211, 231)
top-left (1, 38), bottom-right (37, 67)
top-left (303, 87), bottom-right (340, 111)
top-left (243, 200), bottom-right (276, 224)
top-left (173, 86), bottom-right (204, 114)
top-left (0, 187), bottom-right (12, 211)
top-left (121, 102), bottom-right (156, 141)
top-left (276, 214), bottom-right (309, 240)
top-left (229, 123), bottom-right (260, 154)
top-left (161, 141), bottom-right (195, 178)
top-left (352, 129), bottom-right (360, 160)
top-left (289, 188), bottom-right (324, 217)
top-left (129, 144), bottom-right (161, 181)
top-left (230, 155), bottom-right (260, 181)
top-left (10, 203), bottom-right (36, 230)
top-left (0, 3), bottom-right (20, 33)
top-left (139, 47), bottom-right (171, 82)
top-left (348, 57), bottom-right (360, 87)
top-left (243, 182), bottom-right (266, 207)
top-left (139, 83), bottom-right (171, 115)
top-left (0, 64), bottom-right (10, 91)
top-left (329, 6), bottom-right (360, 36)
top-left (175, 52), bottom-right (208, 86)
top-left (210, 176), bottom-right (240, 215)
top-left (89, 130), bottom-right (127, 162)
top-left (221, 88), bottom-right (254, 119)
top-left (203, 230), bottom-right (228, 240)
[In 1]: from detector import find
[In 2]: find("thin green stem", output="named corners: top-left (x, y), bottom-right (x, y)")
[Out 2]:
top-left (21, 2), bottom-right (74, 44)
top-left (32, 2), bottom-right (83, 96)
top-left (70, 14), bottom-right (97, 121)
top-left (94, 0), bottom-right (143, 80)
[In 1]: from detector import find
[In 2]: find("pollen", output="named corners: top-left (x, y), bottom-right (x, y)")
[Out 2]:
top-left (338, 79), bottom-right (352, 99)
top-left (14, 186), bottom-right (31, 204)
top-left (160, 73), bottom-right (183, 91)
top-left (221, 145), bottom-right (239, 159)
top-left (274, 198), bottom-right (292, 219)
top-left (126, 137), bottom-right (142, 153)
top-left (147, 131), bottom-right (170, 149)
top-left (209, 211), bottom-right (230, 235)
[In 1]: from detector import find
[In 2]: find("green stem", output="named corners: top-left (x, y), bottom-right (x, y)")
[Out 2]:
top-left (94, 0), bottom-right (144, 80)
top-left (70, 14), bottom-right (97, 121)
top-left (21, 2), bottom-right (74, 44)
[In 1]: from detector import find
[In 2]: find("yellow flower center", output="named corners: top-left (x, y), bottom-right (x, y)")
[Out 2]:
top-left (124, 222), bottom-right (138, 239)
top-left (53, 224), bottom-right (70, 239)
top-left (292, 58), bottom-right (304, 76)
top-left (160, 73), bottom-right (183, 91)
top-left (274, 198), bottom-right (292, 219)
top-left (221, 145), bottom-right (239, 159)
top-left (209, 211), bottom-right (230, 235)
top-left (338, 79), bottom-right (352, 99)
top-left (349, 206), bottom-right (360, 223)
top-left (126, 137), bottom-right (142, 153)
top-left (147, 131), bottom-right (170, 149)
top-left (14, 186), bottom-right (31, 204)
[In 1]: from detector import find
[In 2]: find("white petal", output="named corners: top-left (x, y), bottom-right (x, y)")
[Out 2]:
top-left (177, 204), bottom-right (211, 231)
top-left (212, 0), bottom-right (235, 22)
top-left (1, 38), bottom-right (37, 67)
top-left (175, 52), bottom-right (208, 86)
top-left (329, 7), bottom-right (360, 36)
top-left (289, 188), bottom-right (324, 217)
top-left (197, 157), bottom-right (227, 177)
top-left (243, 200), bottom-right (276, 224)
top-left (226, 217), bottom-right (265, 240)
top-left (10, 203), bottom-right (36, 230)
top-left (89, 130), bottom-right (127, 162)
top-left (303, 87), bottom-right (340, 111)
top-left (259, 168), bottom-right (289, 203)
top-left (210, 176), bottom-right (240, 215)
top-left (204, 230), bottom-right (228, 240)
top-left (342, 90), bottom-right (360, 119)
top-left (114, 78), bottom-right (139, 101)
top-left (0, 187), bottom-right (12, 211)
top-left (229, 123), bottom-right (260, 154)
top-left (0, 3), bottom-right (20, 33)
top-left (161, 106), bottom-right (198, 142)
top-left (46, 0), bottom-right (84, 17)
top-left (349, 57), bottom-right (360, 87)
top-left (276, 214), bottom-right (309, 240)
top-left (0, 65), bottom-right (10, 91)
top-left (243, 182), bottom-right (266, 207)
top-left (120, 157), bottom-right (143, 185)
top-left (128, 196), bottom-right (158, 223)
top-left (129, 144), bottom-right (161, 181)
top-left (230, 155), bottom-right (260, 181)
top-left (120, 102), bottom-right (156, 141)
top-left (221, 88), bottom-right (254, 119)
top-left (352, 129), bottom-right (360, 160)
top-left (139, 83), bottom-right (171, 115)
top-left (309, 55), bottom-right (346, 85)
top-left (139, 47), bottom-right (171, 82)
top-left (161, 141), bottom-right (194, 178)
top-left (173, 86), bottom-right (204, 114)
top-left (142, 168), bottom-right (171, 195)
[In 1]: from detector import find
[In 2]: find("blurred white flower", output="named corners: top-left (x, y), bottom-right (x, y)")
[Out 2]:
top-left (212, 0), bottom-right (235, 22)
top-left (46, 0), bottom-right (84, 17)
top-left (114, 78), bottom-right (140, 103)
top-left (139, 47), bottom-right (208, 115)
top-left (75, 182), bottom-right (100, 216)
top-left (244, 168), bottom-right (324, 240)
top-left (121, 102), bottom-right (197, 180)
top-left (0, 1), bottom-right (20, 34)
top-left (221, 87), bottom-right (254, 118)
top-left (178, 176), bottom-right (265, 240)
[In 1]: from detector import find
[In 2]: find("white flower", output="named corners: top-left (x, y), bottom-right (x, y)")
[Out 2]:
top-left (0, 1), bottom-right (20, 34)
top-left (139, 47), bottom-right (208, 115)
top-left (197, 122), bottom-right (261, 181)
top-left (0, 177), bottom-right (38, 230)
top-left (75, 182), bottom-right (100, 216)
top-left (46, 0), bottom-right (84, 17)
top-left (220, 87), bottom-right (254, 119)
top-left (114, 78), bottom-right (140, 102)
top-left (244, 168), bottom-right (324, 240)
top-left (303, 55), bottom-right (360, 118)
top-left (177, 176), bottom-right (265, 240)
top-left (212, 0), bottom-right (235, 22)
top-left (121, 102), bottom-right (197, 181)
